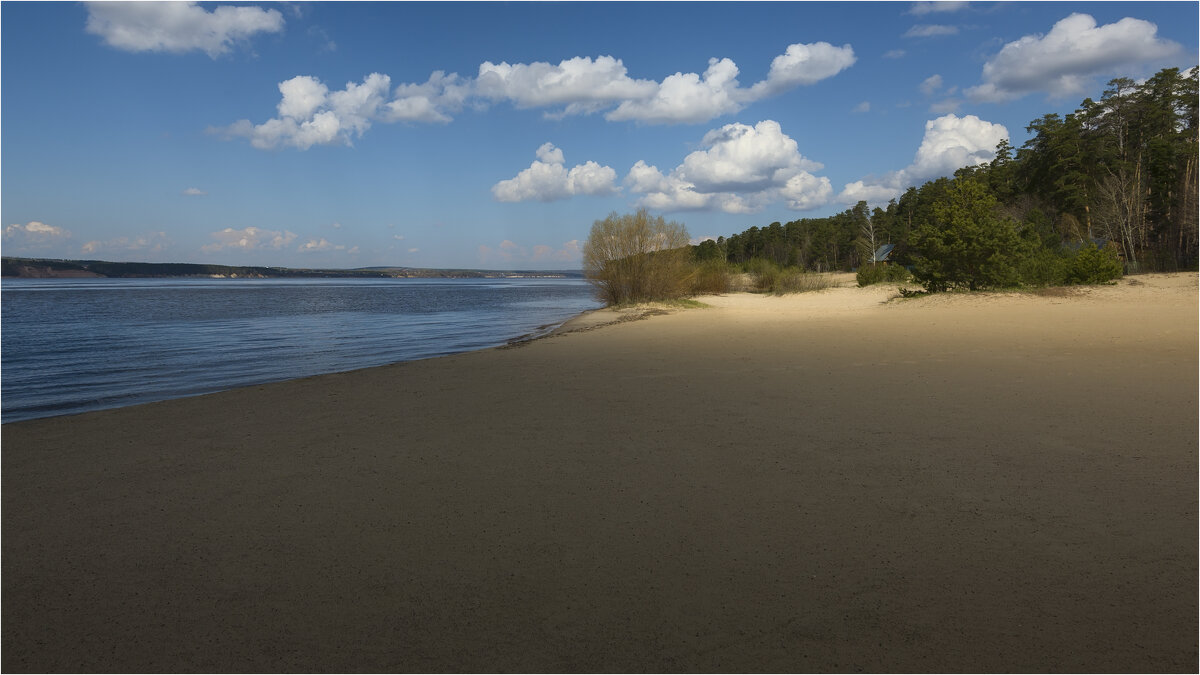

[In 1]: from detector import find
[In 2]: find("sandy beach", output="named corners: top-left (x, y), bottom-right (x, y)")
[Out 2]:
top-left (3, 272), bottom-right (1197, 672)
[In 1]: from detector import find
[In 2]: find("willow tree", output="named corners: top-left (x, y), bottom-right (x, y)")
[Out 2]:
top-left (582, 209), bottom-right (691, 305)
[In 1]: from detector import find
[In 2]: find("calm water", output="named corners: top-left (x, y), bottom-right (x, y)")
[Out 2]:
top-left (1, 277), bottom-right (601, 423)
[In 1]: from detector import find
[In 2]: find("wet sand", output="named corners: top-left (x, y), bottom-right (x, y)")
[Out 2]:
top-left (3, 273), bottom-right (1197, 672)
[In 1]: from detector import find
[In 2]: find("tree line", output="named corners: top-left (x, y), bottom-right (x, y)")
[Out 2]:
top-left (700, 67), bottom-right (1198, 277)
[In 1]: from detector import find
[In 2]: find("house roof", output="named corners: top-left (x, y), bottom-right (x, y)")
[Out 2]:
top-left (873, 243), bottom-right (895, 262)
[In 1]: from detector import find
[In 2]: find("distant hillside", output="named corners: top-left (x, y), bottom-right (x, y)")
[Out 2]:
top-left (1, 257), bottom-right (583, 280)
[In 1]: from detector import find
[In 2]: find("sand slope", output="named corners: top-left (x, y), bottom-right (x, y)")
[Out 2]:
top-left (3, 273), bottom-right (1197, 672)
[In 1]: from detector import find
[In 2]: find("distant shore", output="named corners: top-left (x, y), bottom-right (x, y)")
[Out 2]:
top-left (3, 273), bottom-right (1196, 672)
top-left (0, 256), bottom-right (582, 279)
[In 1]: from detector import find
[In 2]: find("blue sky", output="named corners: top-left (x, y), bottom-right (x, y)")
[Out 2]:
top-left (2, 1), bottom-right (1196, 270)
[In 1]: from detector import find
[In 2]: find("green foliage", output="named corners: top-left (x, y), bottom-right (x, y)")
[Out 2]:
top-left (856, 263), bottom-right (911, 287)
top-left (691, 239), bottom-right (723, 262)
top-left (1017, 248), bottom-right (1068, 287)
top-left (742, 258), bottom-right (832, 294)
top-left (1064, 243), bottom-right (1124, 285)
top-left (910, 178), bottom-right (1031, 292)
top-left (583, 210), bottom-right (692, 305)
top-left (707, 67), bottom-right (1196, 280)
top-left (687, 258), bottom-right (735, 295)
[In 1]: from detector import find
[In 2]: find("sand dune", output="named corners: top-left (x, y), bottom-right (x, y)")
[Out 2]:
top-left (3, 273), bottom-right (1196, 672)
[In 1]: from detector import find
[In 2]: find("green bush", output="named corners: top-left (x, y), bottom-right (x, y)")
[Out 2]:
top-left (583, 210), bottom-right (692, 305)
top-left (856, 263), bottom-right (911, 287)
top-left (1018, 248), bottom-right (1068, 287)
top-left (687, 259), bottom-right (735, 294)
top-left (910, 178), bottom-right (1029, 292)
top-left (740, 258), bottom-right (834, 294)
top-left (770, 268), bottom-right (835, 294)
top-left (1064, 243), bottom-right (1123, 285)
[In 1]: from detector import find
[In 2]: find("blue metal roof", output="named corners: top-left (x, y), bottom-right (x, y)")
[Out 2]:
top-left (873, 243), bottom-right (895, 262)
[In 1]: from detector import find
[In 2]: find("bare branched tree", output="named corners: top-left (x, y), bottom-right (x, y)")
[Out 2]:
top-left (582, 210), bottom-right (691, 305)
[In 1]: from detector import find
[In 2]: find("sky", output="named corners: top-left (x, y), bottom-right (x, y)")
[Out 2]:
top-left (2, 1), bottom-right (1196, 270)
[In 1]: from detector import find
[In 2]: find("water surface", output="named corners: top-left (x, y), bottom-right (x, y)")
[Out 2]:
top-left (1, 277), bottom-right (600, 422)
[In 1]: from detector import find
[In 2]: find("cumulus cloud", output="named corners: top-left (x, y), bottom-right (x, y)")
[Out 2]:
top-left (202, 227), bottom-right (296, 253)
top-left (967, 13), bottom-right (1182, 102)
top-left (81, 232), bottom-right (170, 255)
top-left (837, 113), bottom-right (1008, 204)
top-left (853, 101), bottom-right (871, 113)
top-left (491, 143), bottom-right (618, 202)
top-left (213, 71), bottom-right (466, 150)
top-left (4, 221), bottom-right (71, 246)
top-left (85, 1), bottom-right (284, 58)
top-left (904, 25), bottom-right (959, 38)
top-left (626, 120), bottom-right (831, 213)
top-left (182, 187), bottom-right (207, 196)
top-left (606, 57), bottom-right (744, 124)
top-left (909, 1), bottom-right (968, 15)
top-left (748, 42), bottom-right (858, 98)
top-left (476, 56), bottom-right (657, 116)
top-left (220, 40), bottom-right (856, 149)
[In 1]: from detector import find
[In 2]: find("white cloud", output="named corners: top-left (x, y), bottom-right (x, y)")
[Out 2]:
top-left (909, 114), bottom-right (1008, 177)
top-left (182, 187), bottom-right (207, 196)
top-left (4, 221), bottom-right (71, 244)
top-left (679, 120), bottom-right (822, 193)
top-left (909, 1), bottom-right (968, 15)
top-left (84, 1), bottom-right (284, 58)
top-left (607, 58), bottom-right (744, 125)
top-left (904, 24), bottom-right (959, 38)
top-left (626, 120), bottom-right (831, 213)
top-left (81, 232), bottom-right (170, 255)
top-left (883, 49), bottom-right (907, 59)
top-left (748, 42), bottom-right (858, 98)
top-left (476, 55), bottom-right (657, 115)
top-left (780, 172), bottom-right (835, 211)
top-left (491, 143), bottom-right (618, 202)
top-left (220, 40), bottom-right (858, 149)
top-left (385, 71), bottom-right (470, 123)
top-left (839, 180), bottom-right (908, 205)
top-left (853, 101), bottom-right (871, 113)
top-left (202, 227), bottom-right (296, 252)
top-left (299, 238), bottom-right (335, 252)
top-left (967, 13), bottom-right (1181, 102)
top-left (920, 74), bottom-right (944, 95)
top-left (837, 113), bottom-right (1008, 204)
top-left (214, 72), bottom-right (462, 150)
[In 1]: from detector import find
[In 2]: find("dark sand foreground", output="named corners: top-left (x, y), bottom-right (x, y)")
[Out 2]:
top-left (4, 273), bottom-right (1197, 672)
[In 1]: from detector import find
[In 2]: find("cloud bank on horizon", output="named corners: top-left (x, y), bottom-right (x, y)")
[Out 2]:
top-left (2, 1), bottom-right (1193, 268)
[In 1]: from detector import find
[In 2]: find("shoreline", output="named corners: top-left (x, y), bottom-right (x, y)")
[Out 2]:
top-left (4, 272), bottom-right (1196, 672)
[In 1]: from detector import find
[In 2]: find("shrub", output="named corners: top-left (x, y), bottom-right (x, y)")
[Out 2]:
top-left (856, 263), bottom-right (911, 287)
top-left (1064, 243), bottom-right (1124, 285)
top-left (741, 258), bottom-right (782, 292)
top-left (770, 268), bottom-right (835, 295)
top-left (741, 258), bottom-right (834, 294)
top-left (583, 210), bottom-right (692, 305)
top-left (1018, 248), bottom-right (1068, 287)
top-left (687, 258), bottom-right (735, 295)
top-left (910, 178), bottom-right (1029, 292)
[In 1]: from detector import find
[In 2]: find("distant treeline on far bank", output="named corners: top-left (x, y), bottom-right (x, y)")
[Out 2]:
top-left (0, 258), bottom-right (581, 280)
